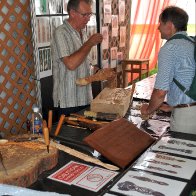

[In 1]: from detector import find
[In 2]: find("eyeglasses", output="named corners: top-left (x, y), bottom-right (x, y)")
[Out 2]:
top-left (73, 9), bottom-right (94, 18)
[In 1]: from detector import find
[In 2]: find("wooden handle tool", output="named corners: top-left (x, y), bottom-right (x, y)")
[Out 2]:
top-left (43, 127), bottom-right (50, 153)
top-left (54, 114), bottom-right (65, 136)
top-left (42, 120), bottom-right (47, 129)
top-left (48, 110), bottom-right (53, 132)
top-left (38, 138), bottom-right (119, 171)
top-left (65, 116), bottom-right (108, 125)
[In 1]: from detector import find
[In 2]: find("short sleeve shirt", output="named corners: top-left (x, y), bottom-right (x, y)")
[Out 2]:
top-left (155, 32), bottom-right (195, 106)
top-left (51, 20), bottom-right (93, 108)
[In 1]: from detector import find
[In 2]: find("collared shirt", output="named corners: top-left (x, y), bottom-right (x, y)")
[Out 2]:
top-left (51, 20), bottom-right (93, 108)
top-left (155, 31), bottom-right (195, 106)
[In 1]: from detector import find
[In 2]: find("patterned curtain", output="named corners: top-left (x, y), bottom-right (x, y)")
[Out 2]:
top-left (129, 0), bottom-right (178, 72)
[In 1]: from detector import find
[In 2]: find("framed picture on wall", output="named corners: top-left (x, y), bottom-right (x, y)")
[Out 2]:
top-left (35, 0), bottom-right (49, 15)
top-left (36, 17), bottom-right (51, 47)
top-left (103, 0), bottom-right (112, 24)
top-left (120, 26), bottom-right (126, 47)
top-left (63, 0), bottom-right (68, 14)
top-left (101, 26), bottom-right (109, 50)
top-left (39, 47), bottom-right (52, 78)
top-left (119, 0), bottom-right (125, 22)
top-left (49, 0), bottom-right (63, 14)
top-left (112, 15), bottom-right (118, 37)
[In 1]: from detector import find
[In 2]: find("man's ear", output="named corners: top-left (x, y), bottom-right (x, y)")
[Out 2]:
top-left (69, 9), bottom-right (75, 18)
top-left (168, 21), bottom-right (177, 33)
top-left (166, 21), bottom-right (176, 35)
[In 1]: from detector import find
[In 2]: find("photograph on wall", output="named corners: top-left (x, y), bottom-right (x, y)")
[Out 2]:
top-left (103, 0), bottom-right (112, 24)
top-left (117, 52), bottom-right (123, 65)
top-left (39, 47), bottom-right (52, 78)
top-left (110, 60), bottom-right (116, 68)
top-left (110, 47), bottom-right (118, 60)
top-left (63, 0), bottom-right (68, 14)
top-left (50, 16), bottom-right (63, 39)
top-left (112, 15), bottom-right (118, 37)
top-left (119, 0), bottom-right (125, 22)
top-left (49, 0), bottom-right (63, 14)
top-left (120, 26), bottom-right (126, 47)
top-left (102, 59), bottom-right (109, 69)
top-left (101, 26), bottom-right (109, 50)
top-left (35, 0), bottom-right (49, 15)
top-left (36, 17), bottom-right (50, 47)
top-left (110, 47), bottom-right (118, 68)
top-left (110, 170), bottom-right (186, 196)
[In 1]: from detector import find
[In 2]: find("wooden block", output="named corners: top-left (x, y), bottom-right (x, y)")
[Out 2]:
top-left (84, 118), bottom-right (156, 168)
top-left (0, 139), bottom-right (58, 187)
top-left (90, 88), bottom-right (132, 117)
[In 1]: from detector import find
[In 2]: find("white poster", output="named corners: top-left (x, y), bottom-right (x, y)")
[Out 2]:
top-left (119, 0), bottom-right (125, 22)
top-left (120, 26), bottom-right (126, 47)
top-left (111, 170), bottom-right (186, 196)
top-left (103, 0), bottom-right (112, 24)
top-left (133, 151), bottom-right (196, 180)
top-left (101, 26), bottom-right (109, 49)
top-left (112, 15), bottom-right (118, 37)
top-left (36, 17), bottom-right (50, 47)
top-left (152, 137), bottom-right (196, 158)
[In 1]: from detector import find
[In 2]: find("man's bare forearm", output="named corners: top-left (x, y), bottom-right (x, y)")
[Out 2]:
top-left (62, 41), bottom-right (93, 70)
top-left (147, 89), bottom-right (167, 114)
top-left (62, 33), bottom-right (103, 70)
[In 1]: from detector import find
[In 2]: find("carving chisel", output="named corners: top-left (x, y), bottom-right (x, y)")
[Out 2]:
top-left (43, 127), bottom-right (50, 153)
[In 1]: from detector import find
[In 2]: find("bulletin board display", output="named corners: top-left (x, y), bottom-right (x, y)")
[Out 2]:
top-left (100, 0), bottom-right (131, 70)
top-left (34, 0), bottom-right (98, 79)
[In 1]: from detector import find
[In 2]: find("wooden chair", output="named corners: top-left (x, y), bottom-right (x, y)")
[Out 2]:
top-left (121, 59), bottom-right (149, 87)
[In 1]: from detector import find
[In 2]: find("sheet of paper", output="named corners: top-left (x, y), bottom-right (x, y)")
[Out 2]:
top-left (147, 119), bottom-right (170, 135)
top-left (133, 151), bottom-right (196, 180)
top-left (152, 136), bottom-right (196, 158)
top-left (48, 161), bottom-right (92, 185)
top-left (110, 170), bottom-right (186, 196)
top-left (73, 167), bottom-right (118, 192)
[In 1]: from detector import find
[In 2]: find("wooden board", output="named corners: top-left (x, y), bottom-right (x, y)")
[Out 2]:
top-left (90, 88), bottom-right (132, 117)
top-left (0, 139), bottom-right (58, 187)
top-left (84, 118), bottom-right (156, 168)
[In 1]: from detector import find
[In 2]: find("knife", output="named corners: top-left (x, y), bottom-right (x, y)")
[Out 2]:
top-left (9, 136), bottom-right (39, 142)
top-left (0, 151), bottom-right (8, 175)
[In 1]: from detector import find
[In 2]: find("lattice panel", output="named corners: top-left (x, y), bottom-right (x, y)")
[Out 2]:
top-left (0, 0), bottom-right (37, 137)
top-left (100, 0), bottom-right (131, 63)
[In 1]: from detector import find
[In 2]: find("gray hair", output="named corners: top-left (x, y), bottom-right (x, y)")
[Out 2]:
top-left (67, 0), bottom-right (93, 14)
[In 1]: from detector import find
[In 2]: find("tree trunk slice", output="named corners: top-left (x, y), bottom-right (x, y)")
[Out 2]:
top-left (0, 140), bottom-right (58, 187)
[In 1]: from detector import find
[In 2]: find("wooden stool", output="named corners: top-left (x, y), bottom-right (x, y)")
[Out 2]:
top-left (121, 59), bottom-right (149, 87)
